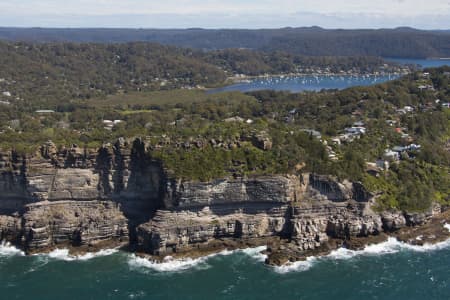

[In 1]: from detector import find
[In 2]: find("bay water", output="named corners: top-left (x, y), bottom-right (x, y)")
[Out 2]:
top-left (210, 58), bottom-right (450, 94)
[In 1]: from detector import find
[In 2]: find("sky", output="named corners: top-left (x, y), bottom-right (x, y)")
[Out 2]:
top-left (0, 0), bottom-right (449, 29)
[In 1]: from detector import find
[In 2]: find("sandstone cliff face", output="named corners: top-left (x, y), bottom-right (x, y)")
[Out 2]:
top-left (0, 138), bottom-right (164, 252)
top-left (0, 215), bottom-right (22, 243)
top-left (137, 203), bottom-right (290, 255)
top-left (22, 201), bottom-right (128, 251)
top-left (0, 138), bottom-right (442, 257)
top-left (0, 139), bottom-right (164, 206)
top-left (166, 175), bottom-right (302, 208)
top-left (136, 173), bottom-right (386, 256)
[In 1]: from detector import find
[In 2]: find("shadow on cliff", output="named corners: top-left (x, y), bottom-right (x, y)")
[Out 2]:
top-left (97, 139), bottom-right (167, 247)
top-left (0, 151), bottom-right (34, 216)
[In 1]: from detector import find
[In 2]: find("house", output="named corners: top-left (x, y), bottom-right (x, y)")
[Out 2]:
top-left (386, 120), bottom-right (397, 126)
top-left (339, 133), bottom-right (359, 143)
top-left (35, 110), bottom-right (55, 114)
top-left (330, 137), bottom-right (341, 145)
top-left (376, 159), bottom-right (390, 170)
top-left (224, 116), bottom-right (244, 123)
top-left (328, 152), bottom-right (338, 161)
top-left (392, 146), bottom-right (407, 153)
top-left (345, 126), bottom-right (366, 135)
top-left (353, 121), bottom-right (365, 127)
top-left (383, 149), bottom-right (400, 161)
top-left (301, 129), bottom-right (322, 140)
top-left (403, 106), bottom-right (414, 112)
top-left (418, 85), bottom-right (434, 91)
top-left (401, 133), bottom-right (411, 140)
top-left (407, 144), bottom-right (421, 151)
top-left (103, 120), bottom-right (114, 130)
top-left (2, 91), bottom-right (11, 97)
top-left (366, 162), bottom-right (381, 176)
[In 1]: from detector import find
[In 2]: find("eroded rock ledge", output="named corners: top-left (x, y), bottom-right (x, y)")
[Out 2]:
top-left (0, 139), bottom-right (448, 263)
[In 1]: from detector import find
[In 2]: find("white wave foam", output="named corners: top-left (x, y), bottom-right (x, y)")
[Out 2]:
top-left (239, 246), bottom-right (268, 262)
top-left (274, 236), bottom-right (450, 273)
top-left (129, 246), bottom-right (268, 273)
top-left (0, 241), bottom-right (24, 257)
top-left (444, 223), bottom-right (450, 232)
top-left (128, 254), bottom-right (211, 272)
top-left (273, 256), bottom-right (316, 274)
top-left (324, 237), bottom-right (403, 261)
top-left (399, 238), bottom-right (450, 252)
top-left (42, 248), bottom-right (118, 261)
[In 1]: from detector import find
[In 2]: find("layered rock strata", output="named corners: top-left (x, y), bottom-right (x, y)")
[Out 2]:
top-left (22, 201), bottom-right (128, 252)
top-left (0, 138), bottom-right (163, 252)
top-left (137, 203), bottom-right (290, 255)
top-left (0, 139), bottom-right (447, 261)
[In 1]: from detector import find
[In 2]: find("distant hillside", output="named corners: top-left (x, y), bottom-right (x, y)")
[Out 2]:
top-left (0, 27), bottom-right (449, 58)
top-left (0, 41), bottom-right (400, 110)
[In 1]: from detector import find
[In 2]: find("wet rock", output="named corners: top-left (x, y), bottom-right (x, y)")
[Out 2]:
top-left (394, 209), bottom-right (450, 245)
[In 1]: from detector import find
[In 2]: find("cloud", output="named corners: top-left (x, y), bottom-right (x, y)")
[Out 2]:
top-left (1, 0), bottom-right (449, 15)
top-left (0, 1), bottom-right (449, 28)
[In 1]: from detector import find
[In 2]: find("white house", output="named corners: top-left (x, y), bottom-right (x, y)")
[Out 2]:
top-left (383, 150), bottom-right (400, 161)
top-left (345, 126), bottom-right (366, 135)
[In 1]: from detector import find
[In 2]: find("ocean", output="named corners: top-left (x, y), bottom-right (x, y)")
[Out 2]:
top-left (1, 235), bottom-right (449, 300)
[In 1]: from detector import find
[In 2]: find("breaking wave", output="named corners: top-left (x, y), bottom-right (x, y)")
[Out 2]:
top-left (0, 241), bottom-right (24, 257)
top-left (128, 254), bottom-right (211, 272)
top-left (38, 248), bottom-right (118, 261)
top-left (128, 246), bottom-right (268, 273)
top-left (274, 233), bottom-right (450, 273)
top-left (273, 256), bottom-right (317, 274)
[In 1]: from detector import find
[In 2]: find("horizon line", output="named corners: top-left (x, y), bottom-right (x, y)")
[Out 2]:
top-left (0, 26), bottom-right (449, 31)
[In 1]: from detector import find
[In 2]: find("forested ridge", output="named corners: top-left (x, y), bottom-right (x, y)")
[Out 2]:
top-left (1, 27), bottom-right (449, 58)
top-left (0, 41), bottom-right (403, 108)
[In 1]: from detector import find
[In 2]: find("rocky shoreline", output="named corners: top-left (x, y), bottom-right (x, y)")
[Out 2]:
top-left (133, 209), bottom-right (449, 267)
top-left (0, 139), bottom-right (448, 267)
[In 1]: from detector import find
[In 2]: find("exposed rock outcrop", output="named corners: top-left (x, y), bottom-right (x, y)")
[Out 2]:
top-left (137, 203), bottom-right (289, 255)
top-left (166, 175), bottom-right (302, 208)
top-left (0, 139), bottom-right (447, 262)
top-left (0, 138), bottom-right (163, 252)
top-left (0, 215), bottom-right (21, 243)
top-left (22, 201), bottom-right (128, 252)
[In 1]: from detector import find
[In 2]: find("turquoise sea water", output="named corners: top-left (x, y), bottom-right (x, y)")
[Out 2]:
top-left (1, 237), bottom-right (449, 300)
top-left (210, 58), bottom-right (450, 94)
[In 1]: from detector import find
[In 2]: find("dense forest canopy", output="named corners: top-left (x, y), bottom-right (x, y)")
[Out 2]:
top-left (1, 61), bottom-right (449, 211)
top-left (0, 41), bottom-right (405, 110)
top-left (0, 27), bottom-right (449, 58)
